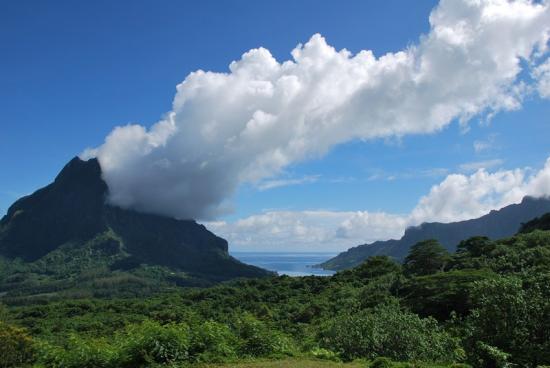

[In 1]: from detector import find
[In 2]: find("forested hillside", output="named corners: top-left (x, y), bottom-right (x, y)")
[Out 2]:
top-left (2, 214), bottom-right (550, 367)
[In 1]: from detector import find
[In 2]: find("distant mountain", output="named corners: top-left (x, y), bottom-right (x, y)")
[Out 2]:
top-left (319, 196), bottom-right (550, 271)
top-left (0, 157), bottom-right (271, 300)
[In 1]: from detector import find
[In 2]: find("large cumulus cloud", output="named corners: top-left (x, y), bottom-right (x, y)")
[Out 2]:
top-left (84, 0), bottom-right (550, 220)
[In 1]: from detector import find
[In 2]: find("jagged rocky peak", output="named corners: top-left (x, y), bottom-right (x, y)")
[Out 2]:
top-left (54, 156), bottom-right (106, 189)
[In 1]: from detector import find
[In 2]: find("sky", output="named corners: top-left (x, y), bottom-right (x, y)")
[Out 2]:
top-left (1, 0), bottom-right (550, 252)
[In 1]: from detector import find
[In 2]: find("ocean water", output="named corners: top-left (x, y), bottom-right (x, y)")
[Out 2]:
top-left (231, 252), bottom-right (337, 277)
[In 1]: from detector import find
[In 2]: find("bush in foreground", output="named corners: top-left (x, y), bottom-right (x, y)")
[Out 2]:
top-left (0, 321), bottom-right (34, 368)
top-left (234, 314), bottom-right (295, 358)
top-left (116, 320), bottom-right (191, 367)
top-left (321, 302), bottom-right (464, 363)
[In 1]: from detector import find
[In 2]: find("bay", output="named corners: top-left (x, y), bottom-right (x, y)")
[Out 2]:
top-left (231, 252), bottom-right (337, 277)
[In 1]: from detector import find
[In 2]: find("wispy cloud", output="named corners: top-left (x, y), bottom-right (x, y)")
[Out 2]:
top-left (257, 175), bottom-right (320, 191)
top-left (367, 168), bottom-right (449, 182)
top-left (534, 58), bottom-right (550, 98)
top-left (327, 176), bottom-right (357, 184)
top-left (459, 159), bottom-right (504, 172)
top-left (473, 133), bottom-right (499, 153)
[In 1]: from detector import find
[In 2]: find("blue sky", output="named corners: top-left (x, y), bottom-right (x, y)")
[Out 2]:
top-left (2, 0), bottom-right (550, 251)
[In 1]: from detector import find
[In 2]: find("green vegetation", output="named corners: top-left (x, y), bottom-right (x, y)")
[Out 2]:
top-left (198, 359), bottom-right (460, 367)
top-left (0, 320), bottom-right (35, 367)
top-left (403, 239), bottom-right (451, 276)
top-left (2, 219), bottom-right (550, 367)
top-left (519, 212), bottom-right (550, 233)
top-left (320, 303), bottom-right (462, 362)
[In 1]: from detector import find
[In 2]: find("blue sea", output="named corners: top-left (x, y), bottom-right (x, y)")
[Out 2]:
top-left (231, 252), bottom-right (337, 277)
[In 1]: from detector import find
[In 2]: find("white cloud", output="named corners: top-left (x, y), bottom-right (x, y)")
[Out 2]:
top-left (525, 158), bottom-right (550, 196)
top-left (473, 133), bottom-right (498, 153)
top-left (256, 175), bottom-right (320, 191)
top-left (367, 168), bottom-right (450, 182)
top-left (410, 168), bottom-right (526, 224)
top-left (207, 157), bottom-right (550, 251)
top-left (459, 158), bottom-right (504, 172)
top-left (335, 212), bottom-right (409, 241)
top-left (86, 0), bottom-right (550, 220)
top-left (410, 157), bottom-right (550, 224)
top-left (206, 210), bottom-right (409, 252)
top-left (473, 141), bottom-right (491, 153)
top-left (534, 58), bottom-right (550, 98)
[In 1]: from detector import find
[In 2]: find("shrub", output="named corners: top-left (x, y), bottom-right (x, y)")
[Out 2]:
top-left (473, 342), bottom-right (510, 368)
top-left (320, 303), bottom-right (463, 362)
top-left (0, 303), bottom-right (8, 322)
top-left (370, 357), bottom-right (394, 368)
top-left (115, 320), bottom-right (190, 367)
top-left (35, 335), bottom-right (115, 368)
top-left (0, 321), bottom-right (34, 368)
top-left (189, 320), bottom-right (238, 362)
top-left (234, 314), bottom-right (294, 358)
top-left (310, 347), bottom-right (340, 361)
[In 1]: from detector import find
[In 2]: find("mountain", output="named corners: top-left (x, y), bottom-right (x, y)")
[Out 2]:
top-left (319, 196), bottom-right (550, 271)
top-left (0, 157), bottom-right (271, 300)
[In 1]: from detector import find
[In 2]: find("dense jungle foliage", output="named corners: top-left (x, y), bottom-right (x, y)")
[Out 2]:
top-left (1, 216), bottom-right (550, 368)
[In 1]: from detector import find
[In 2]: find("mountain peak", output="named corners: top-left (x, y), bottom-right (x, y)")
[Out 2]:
top-left (0, 157), bottom-right (270, 287)
top-left (53, 156), bottom-right (107, 195)
top-left (55, 156), bottom-right (101, 182)
top-left (0, 157), bottom-right (109, 260)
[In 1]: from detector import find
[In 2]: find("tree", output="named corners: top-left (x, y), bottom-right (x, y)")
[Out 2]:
top-left (519, 212), bottom-right (550, 233)
top-left (401, 269), bottom-right (495, 320)
top-left (465, 275), bottom-right (550, 367)
top-left (404, 239), bottom-right (450, 276)
top-left (456, 236), bottom-right (494, 258)
top-left (352, 256), bottom-right (401, 280)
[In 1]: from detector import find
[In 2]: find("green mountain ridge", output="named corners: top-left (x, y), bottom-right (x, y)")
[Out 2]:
top-left (320, 195), bottom-right (550, 270)
top-left (0, 157), bottom-right (271, 300)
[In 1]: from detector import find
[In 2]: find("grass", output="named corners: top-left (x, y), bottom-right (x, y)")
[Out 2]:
top-left (199, 358), bottom-right (366, 368)
top-left (198, 358), bottom-right (466, 368)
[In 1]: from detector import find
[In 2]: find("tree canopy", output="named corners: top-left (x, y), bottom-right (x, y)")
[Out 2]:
top-left (404, 239), bottom-right (451, 276)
